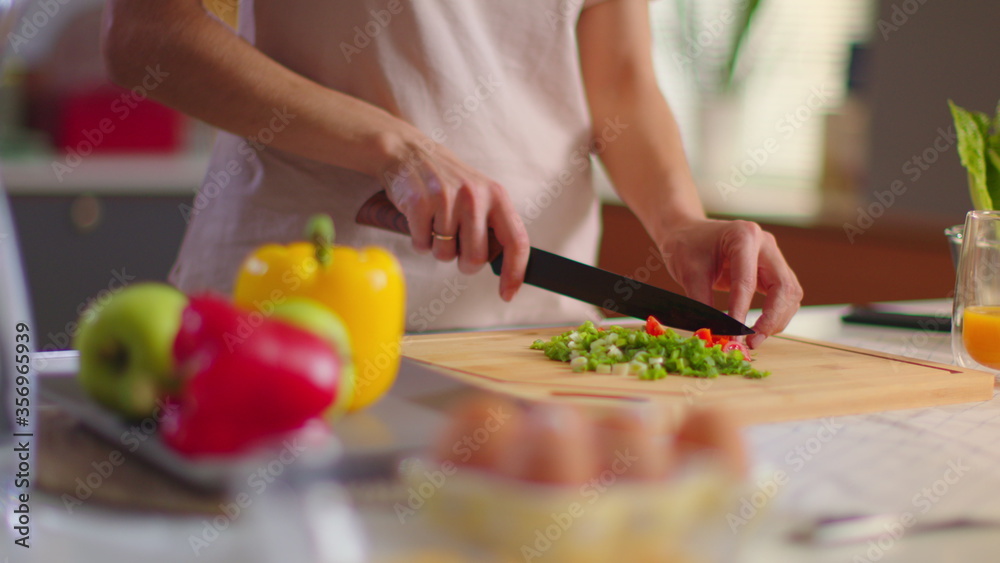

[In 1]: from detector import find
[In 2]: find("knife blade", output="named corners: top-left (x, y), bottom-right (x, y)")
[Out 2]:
top-left (355, 191), bottom-right (753, 335)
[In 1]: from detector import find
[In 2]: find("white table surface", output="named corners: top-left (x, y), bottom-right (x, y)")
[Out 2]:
top-left (9, 300), bottom-right (1000, 563)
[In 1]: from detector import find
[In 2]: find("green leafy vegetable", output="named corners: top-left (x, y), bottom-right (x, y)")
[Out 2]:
top-left (949, 99), bottom-right (1000, 211)
top-left (529, 321), bottom-right (768, 380)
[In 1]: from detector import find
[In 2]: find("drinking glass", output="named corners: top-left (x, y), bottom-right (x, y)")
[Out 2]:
top-left (952, 210), bottom-right (1000, 371)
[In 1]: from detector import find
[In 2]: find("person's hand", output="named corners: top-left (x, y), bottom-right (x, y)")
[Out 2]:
top-left (656, 218), bottom-right (803, 348)
top-left (377, 134), bottom-right (530, 302)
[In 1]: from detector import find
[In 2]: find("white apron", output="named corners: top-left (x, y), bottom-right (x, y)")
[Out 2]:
top-left (170, 0), bottom-right (608, 331)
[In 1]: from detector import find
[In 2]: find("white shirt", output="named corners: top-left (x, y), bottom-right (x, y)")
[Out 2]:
top-left (170, 0), bottom-right (609, 331)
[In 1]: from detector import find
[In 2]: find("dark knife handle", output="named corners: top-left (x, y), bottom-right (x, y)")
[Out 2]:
top-left (355, 190), bottom-right (505, 265)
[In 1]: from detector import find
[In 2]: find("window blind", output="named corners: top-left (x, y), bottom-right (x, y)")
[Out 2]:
top-left (648, 0), bottom-right (874, 218)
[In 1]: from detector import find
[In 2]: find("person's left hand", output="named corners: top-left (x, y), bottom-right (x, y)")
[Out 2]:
top-left (656, 218), bottom-right (803, 349)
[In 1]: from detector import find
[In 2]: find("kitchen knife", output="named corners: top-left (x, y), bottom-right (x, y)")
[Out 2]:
top-left (355, 190), bottom-right (753, 335)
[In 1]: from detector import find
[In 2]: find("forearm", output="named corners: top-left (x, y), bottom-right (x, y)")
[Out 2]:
top-left (101, 0), bottom-right (419, 177)
top-left (590, 86), bottom-right (707, 242)
top-left (578, 0), bottom-right (706, 244)
top-left (578, 0), bottom-right (802, 339)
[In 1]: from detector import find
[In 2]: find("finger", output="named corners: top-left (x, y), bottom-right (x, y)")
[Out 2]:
top-left (386, 165), bottom-right (436, 255)
top-left (455, 186), bottom-right (488, 275)
top-left (722, 222), bottom-right (764, 325)
top-left (748, 242), bottom-right (803, 348)
top-left (425, 173), bottom-right (458, 262)
top-left (488, 188), bottom-right (529, 301)
top-left (430, 223), bottom-right (458, 261)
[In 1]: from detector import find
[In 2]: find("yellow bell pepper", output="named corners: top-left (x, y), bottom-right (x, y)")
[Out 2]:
top-left (233, 216), bottom-right (405, 412)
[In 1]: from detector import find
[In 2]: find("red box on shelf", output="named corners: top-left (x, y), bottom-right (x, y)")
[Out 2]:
top-left (55, 85), bottom-right (186, 154)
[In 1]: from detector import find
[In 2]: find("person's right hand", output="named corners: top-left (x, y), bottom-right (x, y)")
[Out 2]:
top-left (377, 134), bottom-right (531, 302)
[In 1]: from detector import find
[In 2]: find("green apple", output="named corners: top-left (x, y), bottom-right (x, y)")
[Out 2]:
top-left (73, 282), bottom-right (188, 419)
top-left (270, 297), bottom-right (356, 421)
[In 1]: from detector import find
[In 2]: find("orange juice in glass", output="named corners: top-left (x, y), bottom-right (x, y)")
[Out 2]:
top-left (962, 306), bottom-right (1000, 369)
top-left (953, 210), bottom-right (1000, 371)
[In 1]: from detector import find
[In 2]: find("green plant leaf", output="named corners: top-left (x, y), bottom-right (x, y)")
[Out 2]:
top-left (966, 171), bottom-right (991, 210)
top-left (993, 99), bottom-right (1000, 147)
top-left (987, 146), bottom-right (1000, 211)
top-left (949, 100), bottom-right (990, 210)
top-left (971, 111), bottom-right (996, 210)
top-left (722, 0), bottom-right (763, 92)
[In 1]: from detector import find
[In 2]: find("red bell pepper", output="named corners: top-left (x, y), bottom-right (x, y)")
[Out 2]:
top-left (163, 295), bottom-right (341, 456)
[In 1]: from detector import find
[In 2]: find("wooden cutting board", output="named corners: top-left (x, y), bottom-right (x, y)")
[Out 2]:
top-left (402, 326), bottom-right (996, 425)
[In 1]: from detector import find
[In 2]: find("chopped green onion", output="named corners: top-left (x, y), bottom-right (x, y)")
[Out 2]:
top-left (529, 321), bottom-right (769, 380)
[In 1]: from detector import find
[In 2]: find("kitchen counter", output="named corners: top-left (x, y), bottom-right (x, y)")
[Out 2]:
top-left (13, 300), bottom-right (1000, 563)
top-left (1, 152), bottom-right (209, 196)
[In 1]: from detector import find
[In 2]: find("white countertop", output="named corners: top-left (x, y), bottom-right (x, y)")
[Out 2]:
top-left (1, 152), bottom-right (209, 196)
top-left (11, 301), bottom-right (1000, 563)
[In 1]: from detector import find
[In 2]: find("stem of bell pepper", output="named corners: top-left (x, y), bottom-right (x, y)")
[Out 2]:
top-left (307, 215), bottom-right (335, 268)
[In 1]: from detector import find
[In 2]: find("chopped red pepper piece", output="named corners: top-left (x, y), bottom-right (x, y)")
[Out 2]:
top-left (645, 316), bottom-right (668, 336)
top-left (694, 328), bottom-right (735, 348)
top-left (693, 328), bottom-right (713, 343)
